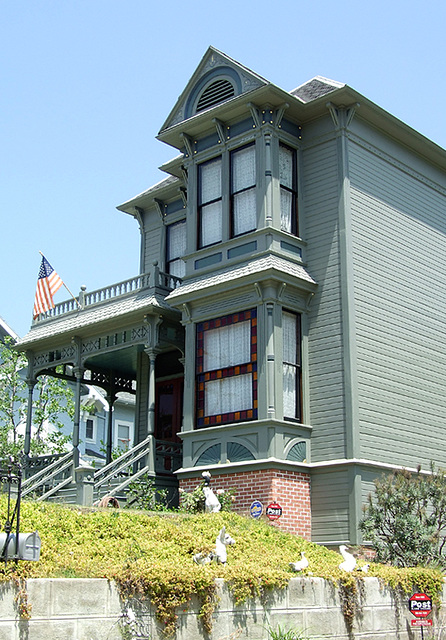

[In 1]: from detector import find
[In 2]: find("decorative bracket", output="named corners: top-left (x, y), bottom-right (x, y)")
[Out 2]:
top-left (154, 199), bottom-right (166, 222)
top-left (180, 133), bottom-right (194, 157)
top-left (326, 102), bottom-right (360, 130)
top-left (212, 117), bottom-right (227, 144)
top-left (179, 187), bottom-right (187, 207)
top-left (247, 102), bottom-right (262, 129)
top-left (275, 103), bottom-right (289, 128)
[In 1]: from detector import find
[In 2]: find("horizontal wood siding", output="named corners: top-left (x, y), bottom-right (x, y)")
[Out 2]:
top-left (143, 219), bottom-right (163, 273)
top-left (303, 139), bottom-right (346, 462)
top-left (311, 469), bottom-right (350, 543)
top-left (349, 138), bottom-right (446, 468)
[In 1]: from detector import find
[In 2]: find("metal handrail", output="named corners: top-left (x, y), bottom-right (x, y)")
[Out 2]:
top-left (22, 450), bottom-right (75, 497)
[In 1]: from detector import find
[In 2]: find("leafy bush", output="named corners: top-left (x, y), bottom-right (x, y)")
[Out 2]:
top-left (178, 476), bottom-right (236, 513)
top-left (360, 464), bottom-right (446, 567)
top-left (126, 474), bottom-right (170, 511)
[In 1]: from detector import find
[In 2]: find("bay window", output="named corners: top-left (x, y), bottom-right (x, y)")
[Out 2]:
top-left (166, 219), bottom-right (186, 278)
top-left (283, 310), bottom-right (302, 421)
top-left (196, 309), bottom-right (257, 427)
top-left (279, 143), bottom-right (298, 235)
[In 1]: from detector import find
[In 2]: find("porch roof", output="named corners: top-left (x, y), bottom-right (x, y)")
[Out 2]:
top-left (17, 289), bottom-right (176, 349)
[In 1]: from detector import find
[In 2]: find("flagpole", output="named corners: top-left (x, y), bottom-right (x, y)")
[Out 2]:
top-left (39, 251), bottom-right (82, 309)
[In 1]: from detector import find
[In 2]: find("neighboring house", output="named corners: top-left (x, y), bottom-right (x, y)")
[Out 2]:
top-left (16, 47), bottom-right (446, 545)
top-left (0, 316), bottom-right (19, 344)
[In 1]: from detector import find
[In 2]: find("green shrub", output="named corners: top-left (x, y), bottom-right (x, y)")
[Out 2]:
top-left (359, 464), bottom-right (446, 568)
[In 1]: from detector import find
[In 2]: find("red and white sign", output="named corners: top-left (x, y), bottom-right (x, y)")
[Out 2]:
top-left (266, 503), bottom-right (282, 520)
top-left (411, 619), bottom-right (433, 627)
top-left (409, 593), bottom-right (432, 619)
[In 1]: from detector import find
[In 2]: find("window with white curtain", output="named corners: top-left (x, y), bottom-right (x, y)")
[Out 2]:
top-left (279, 143), bottom-right (298, 235)
top-left (282, 310), bottom-right (302, 421)
top-left (196, 310), bottom-right (257, 427)
top-left (231, 144), bottom-right (256, 236)
top-left (166, 219), bottom-right (186, 278)
top-left (197, 143), bottom-right (257, 249)
top-left (198, 157), bottom-right (222, 247)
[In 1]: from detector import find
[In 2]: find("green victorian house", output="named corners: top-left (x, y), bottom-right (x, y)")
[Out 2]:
top-left (16, 48), bottom-right (446, 546)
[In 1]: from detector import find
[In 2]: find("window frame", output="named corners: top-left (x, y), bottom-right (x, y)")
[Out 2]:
top-left (230, 142), bottom-right (257, 238)
top-left (279, 142), bottom-right (298, 236)
top-left (197, 155), bottom-right (223, 249)
top-left (282, 309), bottom-right (302, 422)
top-left (166, 218), bottom-right (187, 278)
top-left (196, 309), bottom-right (258, 427)
top-left (85, 417), bottom-right (96, 443)
top-left (114, 420), bottom-right (133, 452)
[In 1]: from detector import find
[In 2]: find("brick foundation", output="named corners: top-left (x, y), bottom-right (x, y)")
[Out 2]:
top-left (179, 467), bottom-right (311, 539)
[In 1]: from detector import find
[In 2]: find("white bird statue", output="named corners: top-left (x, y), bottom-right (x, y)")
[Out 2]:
top-left (289, 551), bottom-right (309, 572)
top-left (338, 545), bottom-right (356, 572)
top-left (356, 563), bottom-right (370, 573)
top-left (202, 471), bottom-right (221, 513)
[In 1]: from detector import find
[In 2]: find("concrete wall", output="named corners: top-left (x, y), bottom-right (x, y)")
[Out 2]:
top-left (0, 577), bottom-right (443, 640)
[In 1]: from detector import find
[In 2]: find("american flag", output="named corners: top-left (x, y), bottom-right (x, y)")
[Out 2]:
top-left (33, 255), bottom-right (63, 318)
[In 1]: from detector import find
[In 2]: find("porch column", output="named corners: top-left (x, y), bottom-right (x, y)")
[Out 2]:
top-left (105, 394), bottom-right (117, 465)
top-left (144, 348), bottom-right (158, 474)
top-left (72, 367), bottom-right (84, 468)
top-left (105, 373), bottom-right (117, 466)
top-left (24, 377), bottom-right (36, 457)
top-left (145, 348), bottom-right (157, 435)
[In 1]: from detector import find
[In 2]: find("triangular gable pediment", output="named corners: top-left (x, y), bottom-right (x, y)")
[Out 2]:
top-left (159, 46), bottom-right (269, 134)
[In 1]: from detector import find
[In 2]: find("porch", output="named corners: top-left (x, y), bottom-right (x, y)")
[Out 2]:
top-left (16, 264), bottom-right (185, 504)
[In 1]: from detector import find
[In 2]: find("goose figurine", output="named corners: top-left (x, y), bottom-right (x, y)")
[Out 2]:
top-left (338, 545), bottom-right (356, 572)
top-left (289, 551), bottom-right (309, 572)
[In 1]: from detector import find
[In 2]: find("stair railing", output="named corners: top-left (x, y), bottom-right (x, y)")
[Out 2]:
top-left (93, 436), bottom-right (152, 499)
top-left (21, 450), bottom-right (75, 501)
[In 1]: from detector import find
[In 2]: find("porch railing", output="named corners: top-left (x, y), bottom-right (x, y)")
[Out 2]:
top-left (33, 265), bottom-right (182, 323)
top-left (93, 435), bottom-right (152, 501)
top-left (21, 450), bottom-right (75, 501)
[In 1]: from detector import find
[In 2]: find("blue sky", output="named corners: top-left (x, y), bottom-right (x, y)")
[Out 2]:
top-left (2, 0), bottom-right (446, 337)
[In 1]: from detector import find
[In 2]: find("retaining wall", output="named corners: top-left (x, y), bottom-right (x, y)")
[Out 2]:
top-left (0, 577), bottom-right (443, 640)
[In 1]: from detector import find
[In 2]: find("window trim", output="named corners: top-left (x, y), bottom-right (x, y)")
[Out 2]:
top-left (279, 142), bottom-right (298, 236)
top-left (85, 417), bottom-right (96, 443)
top-left (198, 155), bottom-right (223, 249)
top-left (166, 218), bottom-right (186, 278)
top-left (230, 142), bottom-right (257, 238)
top-left (282, 309), bottom-right (302, 422)
top-left (196, 309), bottom-right (258, 427)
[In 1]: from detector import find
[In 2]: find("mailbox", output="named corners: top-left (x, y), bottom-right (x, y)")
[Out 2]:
top-left (0, 531), bottom-right (41, 561)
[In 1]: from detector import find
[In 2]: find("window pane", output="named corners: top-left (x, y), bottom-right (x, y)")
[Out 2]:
top-left (86, 419), bottom-right (94, 440)
top-left (279, 145), bottom-right (293, 189)
top-left (167, 220), bottom-right (186, 261)
top-left (283, 364), bottom-right (297, 418)
top-left (283, 311), bottom-right (297, 364)
top-left (204, 320), bottom-right (251, 370)
top-left (200, 201), bottom-right (222, 246)
top-left (233, 188), bottom-right (256, 235)
top-left (168, 258), bottom-right (185, 279)
top-left (205, 373), bottom-right (253, 416)
top-left (200, 158), bottom-right (221, 204)
top-left (232, 146), bottom-right (255, 192)
top-left (280, 189), bottom-right (292, 233)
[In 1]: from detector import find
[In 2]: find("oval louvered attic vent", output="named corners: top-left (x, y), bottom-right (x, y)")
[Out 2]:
top-left (196, 79), bottom-right (235, 113)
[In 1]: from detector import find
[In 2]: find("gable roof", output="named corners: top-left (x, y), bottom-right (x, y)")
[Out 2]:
top-left (159, 46), bottom-right (269, 135)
